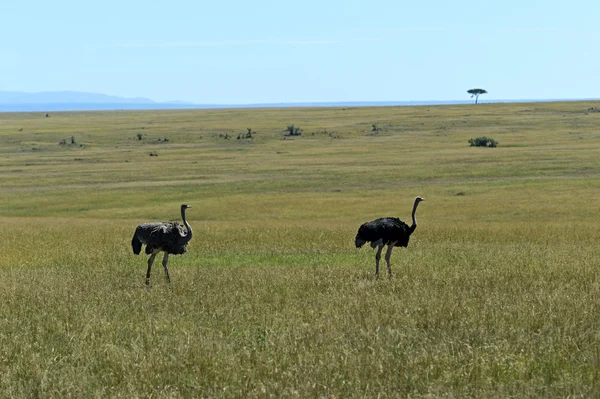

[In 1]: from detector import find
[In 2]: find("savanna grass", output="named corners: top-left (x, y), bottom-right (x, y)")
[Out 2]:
top-left (1, 102), bottom-right (600, 397)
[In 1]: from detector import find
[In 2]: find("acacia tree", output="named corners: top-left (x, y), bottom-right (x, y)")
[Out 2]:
top-left (467, 88), bottom-right (487, 104)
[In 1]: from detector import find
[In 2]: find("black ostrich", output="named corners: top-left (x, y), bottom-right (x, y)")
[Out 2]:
top-left (131, 204), bottom-right (193, 286)
top-left (355, 196), bottom-right (425, 277)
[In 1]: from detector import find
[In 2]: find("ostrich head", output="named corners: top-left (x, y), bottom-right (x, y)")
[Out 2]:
top-left (181, 204), bottom-right (192, 210)
top-left (415, 196), bottom-right (425, 203)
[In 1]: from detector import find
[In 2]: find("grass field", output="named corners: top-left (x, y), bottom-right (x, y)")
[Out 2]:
top-left (1, 102), bottom-right (600, 397)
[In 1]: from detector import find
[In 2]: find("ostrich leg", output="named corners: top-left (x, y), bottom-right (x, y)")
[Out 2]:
top-left (146, 252), bottom-right (158, 286)
top-left (385, 243), bottom-right (397, 277)
top-left (375, 245), bottom-right (384, 278)
top-left (162, 253), bottom-right (171, 283)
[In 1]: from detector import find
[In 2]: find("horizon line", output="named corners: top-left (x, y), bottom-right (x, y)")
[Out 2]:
top-left (1, 98), bottom-right (599, 113)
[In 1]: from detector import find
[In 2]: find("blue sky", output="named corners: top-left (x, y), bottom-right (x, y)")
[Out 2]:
top-left (1, 0), bottom-right (599, 104)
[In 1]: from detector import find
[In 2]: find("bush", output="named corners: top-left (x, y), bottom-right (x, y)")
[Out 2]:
top-left (469, 136), bottom-right (498, 148)
top-left (284, 125), bottom-right (302, 136)
top-left (238, 128), bottom-right (254, 140)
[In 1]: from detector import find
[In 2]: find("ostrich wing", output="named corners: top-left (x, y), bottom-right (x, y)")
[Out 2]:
top-left (174, 222), bottom-right (187, 237)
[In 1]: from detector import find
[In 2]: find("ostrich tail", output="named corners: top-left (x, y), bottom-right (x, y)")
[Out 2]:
top-left (131, 234), bottom-right (142, 255)
top-left (355, 224), bottom-right (368, 248)
top-left (355, 237), bottom-right (367, 248)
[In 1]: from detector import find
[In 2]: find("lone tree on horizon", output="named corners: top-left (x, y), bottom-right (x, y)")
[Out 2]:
top-left (467, 88), bottom-right (487, 104)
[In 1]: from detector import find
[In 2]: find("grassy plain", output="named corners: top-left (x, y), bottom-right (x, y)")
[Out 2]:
top-left (0, 102), bottom-right (600, 397)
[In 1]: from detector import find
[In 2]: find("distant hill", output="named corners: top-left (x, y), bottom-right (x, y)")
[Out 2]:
top-left (0, 91), bottom-right (597, 112)
top-left (0, 91), bottom-right (201, 112)
top-left (0, 90), bottom-right (157, 105)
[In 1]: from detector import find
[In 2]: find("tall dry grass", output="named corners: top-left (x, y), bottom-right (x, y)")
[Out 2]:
top-left (0, 102), bottom-right (599, 397)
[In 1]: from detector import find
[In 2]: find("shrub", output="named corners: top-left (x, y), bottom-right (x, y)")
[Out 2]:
top-left (238, 128), bottom-right (254, 140)
top-left (284, 125), bottom-right (302, 136)
top-left (469, 136), bottom-right (498, 148)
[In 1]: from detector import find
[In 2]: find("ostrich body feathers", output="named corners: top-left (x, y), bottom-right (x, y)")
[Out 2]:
top-left (132, 222), bottom-right (189, 255)
top-left (355, 217), bottom-right (415, 248)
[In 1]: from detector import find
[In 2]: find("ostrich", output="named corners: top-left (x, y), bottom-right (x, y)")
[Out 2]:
top-left (355, 196), bottom-right (425, 278)
top-left (131, 204), bottom-right (193, 286)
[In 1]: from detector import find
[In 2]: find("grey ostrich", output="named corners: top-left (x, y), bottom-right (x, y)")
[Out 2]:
top-left (131, 204), bottom-right (193, 286)
top-left (355, 196), bottom-right (425, 277)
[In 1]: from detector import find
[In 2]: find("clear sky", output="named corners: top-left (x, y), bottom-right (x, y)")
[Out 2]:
top-left (1, 0), bottom-right (599, 104)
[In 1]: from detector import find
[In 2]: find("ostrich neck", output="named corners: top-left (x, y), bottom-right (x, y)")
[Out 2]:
top-left (181, 207), bottom-right (193, 241)
top-left (410, 200), bottom-right (420, 230)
